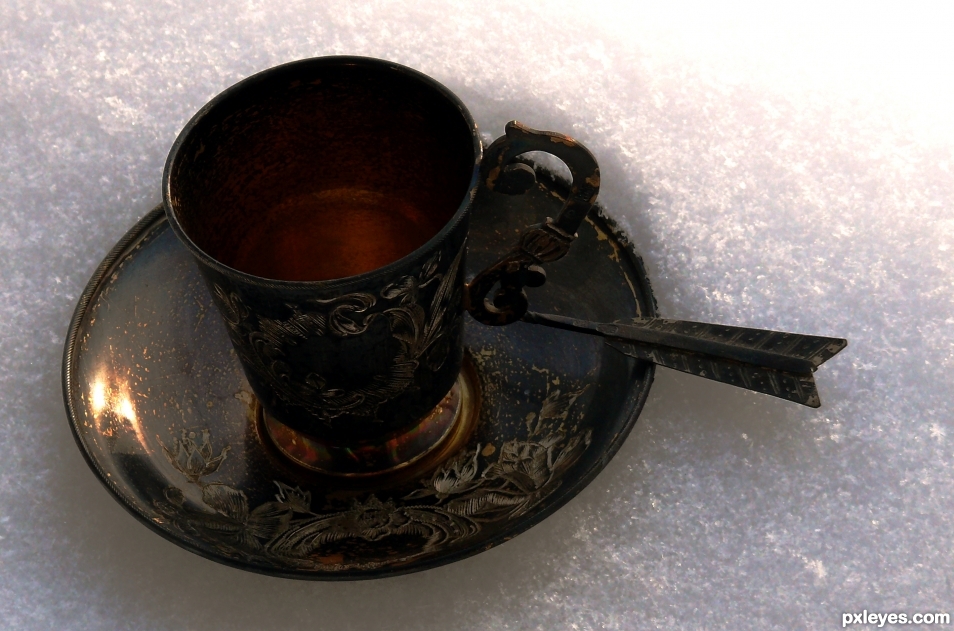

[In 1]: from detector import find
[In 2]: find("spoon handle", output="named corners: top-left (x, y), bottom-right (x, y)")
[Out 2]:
top-left (522, 311), bottom-right (847, 408)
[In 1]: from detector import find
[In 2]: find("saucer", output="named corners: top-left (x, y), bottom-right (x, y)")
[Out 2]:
top-left (63, 166), bottom-right (656, 579)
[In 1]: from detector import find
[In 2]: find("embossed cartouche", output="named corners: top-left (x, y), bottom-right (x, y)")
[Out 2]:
top-left (226, 189), bottom-right (453, 282)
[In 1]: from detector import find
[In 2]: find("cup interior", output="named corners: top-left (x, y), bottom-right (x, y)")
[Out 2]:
top-left (167, 59), bottom-right (477, 282)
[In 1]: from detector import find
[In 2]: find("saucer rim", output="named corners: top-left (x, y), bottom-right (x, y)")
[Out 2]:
top-left (63, 173), bottom-right (658, 580)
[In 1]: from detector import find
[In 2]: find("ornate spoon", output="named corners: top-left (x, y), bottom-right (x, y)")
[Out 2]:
top-left (466, 122), bottom-right (846, 407)
top-left (522, 311), bottom-right (846, 407)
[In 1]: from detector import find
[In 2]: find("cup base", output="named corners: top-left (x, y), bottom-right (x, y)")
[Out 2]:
top-left (63, 163), bottom-right (656, 579)
top-left (261, 358), bottom-right (480, 477)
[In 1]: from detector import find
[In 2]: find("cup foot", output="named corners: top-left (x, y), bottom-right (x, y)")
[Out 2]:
top-left (64, 163), bottom-right (656, 578)
top-left (261, 359), bottom-right (480, 477)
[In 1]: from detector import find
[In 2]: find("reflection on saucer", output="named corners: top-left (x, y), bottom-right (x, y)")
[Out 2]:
top-left (63, 166), bottom-right (655, 578)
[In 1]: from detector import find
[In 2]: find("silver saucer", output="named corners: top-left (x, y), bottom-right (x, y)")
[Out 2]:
top-left (63, 167), bottom-right (656, 579)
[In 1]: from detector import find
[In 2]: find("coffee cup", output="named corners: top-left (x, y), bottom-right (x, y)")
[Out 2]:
top-left (163, 56), bottom-right (600, 473)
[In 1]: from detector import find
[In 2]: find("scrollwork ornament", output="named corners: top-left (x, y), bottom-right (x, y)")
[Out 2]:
top-left (153, 387), bottom-right (591, 572)
top-left (208, 242), bottom-right (465, 423)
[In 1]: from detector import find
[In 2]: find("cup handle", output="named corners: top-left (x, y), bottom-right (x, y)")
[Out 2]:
top-left (465, 121), bottom-right (600, 326)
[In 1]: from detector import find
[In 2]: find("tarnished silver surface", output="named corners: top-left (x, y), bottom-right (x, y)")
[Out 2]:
top-left (261, 364), bottom-right (478, 477)
top-left (522, 312), bottom-right (847, 407)
top-left (210, 243), bottom-right (465, 426)
top-left (63, 167), bottom-right (656, 579)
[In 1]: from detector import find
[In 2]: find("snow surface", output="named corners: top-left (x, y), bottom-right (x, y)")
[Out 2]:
top-left (2, 1), bottom-right (953, 629)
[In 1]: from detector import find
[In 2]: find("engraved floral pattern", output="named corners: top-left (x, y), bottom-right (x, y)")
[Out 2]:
top-left (402, 386), bottom-right (590, 524)
top-left (160, 428), bottom-right (231, 484)
top-left (405, 448), bottom-right (482, 502)
top-left (153, 385), bottom-right (591, 572)
top-left (211, 243), bottom-right (465, 423)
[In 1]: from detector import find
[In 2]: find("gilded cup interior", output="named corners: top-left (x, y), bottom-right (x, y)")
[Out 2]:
top-left (166, 59), bottom-right (477, 282)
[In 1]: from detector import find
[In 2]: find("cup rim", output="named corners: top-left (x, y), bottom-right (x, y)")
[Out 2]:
top-left (162, 55), bottom-right (482, 289)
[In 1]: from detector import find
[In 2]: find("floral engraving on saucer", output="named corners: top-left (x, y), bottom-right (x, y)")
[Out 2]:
top-left (211, 244), bottom-right (464, 425)
top-left (153, 386), bottom-right (590, 572)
